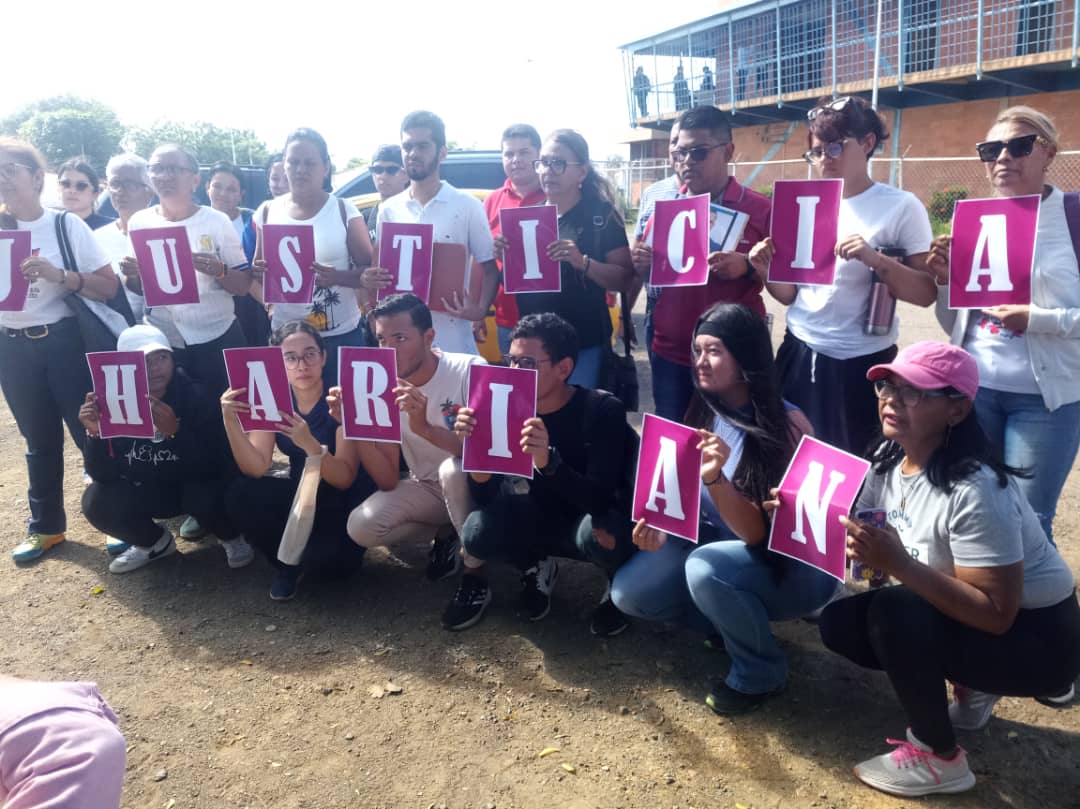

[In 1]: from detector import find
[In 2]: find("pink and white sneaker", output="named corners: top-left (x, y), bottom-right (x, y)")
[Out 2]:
top-left (854, 728), bottom-right (976, 797)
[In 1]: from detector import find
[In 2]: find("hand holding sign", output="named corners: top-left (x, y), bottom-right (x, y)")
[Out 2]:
top-left (948, 195), bottom-right (1039, 309)
top-left (377, 222), bottom-right (434, 303)
top-left (500, 205), bottom-right (561, 293)
top-left (462, 364), bottom-right (538, 478)
top-left (85, 351), bottom-right (156, 438)
top-left (631, 414), bottom-right (703, 542)
top-left (650, 195), bottom-right (710, 287)
top-left (262, 224), bottom-right (316, 304)
top-left (131, 226), bottom-right (200, 306)
top-left (840, 511), bottom-right (909, 578)
top-left (338, 347), bottom-right (401, 442)
top-left (768, 435), bottom-right (871, 582)
top-left (0, 231), bottom-right (31, 312)
top-left (767, 179), bottom-right (843, 286)
top-left (223, 347), bottom-right (294, 432)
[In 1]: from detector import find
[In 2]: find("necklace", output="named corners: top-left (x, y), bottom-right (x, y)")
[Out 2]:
top-left (898, 467), bottom-right (923, 512)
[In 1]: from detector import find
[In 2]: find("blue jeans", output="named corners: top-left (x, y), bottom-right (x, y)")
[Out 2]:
top-left (0, 319), bottom-right (90, 535)
top-left (974, 386), bottom-right (1080, 544)
top-left (568, 345), bottom-right (604, 389)
top-left (650, 352), bottom-right (695, 423)
top-left (611, 537), bottom-right (715, 635)
top-left (686, 542), bottom-right (838, 693)
top-left (320, 321), bottom-right (369, 390)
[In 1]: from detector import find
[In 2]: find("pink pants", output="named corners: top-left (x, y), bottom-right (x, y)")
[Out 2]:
top-left (0, 682), bottom-right (126, 809)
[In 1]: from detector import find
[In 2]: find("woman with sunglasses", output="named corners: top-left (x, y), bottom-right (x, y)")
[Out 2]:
top-left (929, 106), bottom-right (1080, 561)
top-left (57, 157), bottom-right (113, 230)
top-left (818, 341), bottom-right (1079, 797)
top-left (221, 321), bottom-right (397, 600)
top-left (252, 128), bottom-right (374, 388)
top-left (0, 138), bottom-right (119, 562)
top-left (497, 129), bottom-right (633, 388)
top-left (749, 95), bottom-right (936, 456)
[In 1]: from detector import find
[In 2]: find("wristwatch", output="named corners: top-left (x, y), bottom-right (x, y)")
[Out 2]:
top-left (538, 446), bottom-right (562, 476)
top-left (742, 255), bottom-right (756, 280)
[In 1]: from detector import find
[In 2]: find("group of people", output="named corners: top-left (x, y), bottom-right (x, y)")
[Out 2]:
top-left (1, 98), bottom-right (1078, 800)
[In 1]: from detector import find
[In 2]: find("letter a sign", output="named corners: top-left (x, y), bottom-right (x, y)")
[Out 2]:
top-left (948, 195), bottom-right (1039, 309)
top-left (500, 205), bottom-right (561, 293)
top-left (0, 230), bottom-right (31, 312)
top-left (338, 346), bottom-right (401, 443)
top-left (650, 194), bottom-right (710, 287)
top-left (378, 222), bottom-right (434, 304)
top-left (462, 364), bottom-right (538, 478)
top-left (262, 224), bottom-right (316, 304)
top-left (86, 350), bottom-right (156, 439)
top-left (131, 226), bottom-right (200, 307)
top-left (223, 347), bottom-right (294, 433)
top-left (768, 435), bottom-right (871, 581)
top-left (767, 179), bottom-right (843, 286)
top-left (632, 413), bottom-right (702, 542)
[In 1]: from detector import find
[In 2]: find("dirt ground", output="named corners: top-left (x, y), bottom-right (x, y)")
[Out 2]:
top-left (2, 298), bottom-right (1079, 809)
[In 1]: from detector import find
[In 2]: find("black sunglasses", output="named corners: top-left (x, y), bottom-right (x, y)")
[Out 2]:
top-left (975, 134), bottom-right (1041, 163)
top-left (370, 165), bottom-right (402, 175)
top-left (59, 179), bottom-right (92, 191)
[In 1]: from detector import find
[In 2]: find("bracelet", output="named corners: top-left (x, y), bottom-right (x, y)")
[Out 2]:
top-left (583, 255), bottom-right (592, 275)
top-left (703, 471), bottom-right (726, 487)
top-left (215, 265), bottom-right (227, 280)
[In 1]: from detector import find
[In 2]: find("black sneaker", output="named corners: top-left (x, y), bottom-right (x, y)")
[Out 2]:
top-left (426, 529), bottom-right (462, 582)
top-left (442, 573), bottom-right (492, 631)
top-left (590, 586), bottom-right (628, 637)
top-left (1036, 683), bottom-right (1075, 707)
top-left (516, 558), bottom-right (558, 622)
top-left (704, 681), bottom-right (782, 716)
top-left (270, 567), bottom-right (303, 601)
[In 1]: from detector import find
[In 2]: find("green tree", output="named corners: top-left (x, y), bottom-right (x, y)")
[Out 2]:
top-left (1, 96), bottom-right (123, 171)
top-left (125, 121), bottom-right (269, 166)
top-left (345, 156), bottom-right (368, 170)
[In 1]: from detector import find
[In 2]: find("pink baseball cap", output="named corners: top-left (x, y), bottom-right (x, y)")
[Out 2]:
top-left (866, 341), bottom-right (979, 400)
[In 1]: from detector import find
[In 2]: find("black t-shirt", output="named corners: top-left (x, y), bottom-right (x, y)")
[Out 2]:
top-left (84, 212), bottom-right (115, 231)
top-left (515, 196), bottom-right (628, 349)
top-left (276, 395), bottom-right (377, 501)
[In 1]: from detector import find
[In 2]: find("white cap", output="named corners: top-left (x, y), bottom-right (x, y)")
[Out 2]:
top-left (117, 324), bottom-right (173, 356)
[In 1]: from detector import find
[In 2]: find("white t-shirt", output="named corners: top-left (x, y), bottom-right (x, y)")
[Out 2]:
top-left (0, 209), bottom-right (109, 329)
top-left (93, 220), bottom-right (146, 324)
top-left (786, 183), bottom-right (933, 360)
top-left (376, 182), bottom-right (495, 355)
top-left (255, 195), bottom-right (364, 337)
top-left (856, 464), bottom-right (1075, 609)
top-left (127, 205), bottom-right (247, 347)
top-left (403, 350), bottom-right (486, 482)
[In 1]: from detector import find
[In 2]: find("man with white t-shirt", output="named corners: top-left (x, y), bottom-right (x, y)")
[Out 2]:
top-left (342, 293), bottom-right (480, 581)
top-left (370, 110), bottom-right (499, 356)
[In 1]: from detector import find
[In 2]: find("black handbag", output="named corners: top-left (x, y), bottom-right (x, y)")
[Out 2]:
top-left (602, 293), bottom-right (639, 412)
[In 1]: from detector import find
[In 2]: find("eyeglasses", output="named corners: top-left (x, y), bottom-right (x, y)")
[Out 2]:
top-left (533, 158), bottom-right (583, 175)
top-left (370, 165), bottom-right (402, 175)
top-left (282, 349), bottom-right (323, 369)
top-left (107, 179), bottom-right (149, 192)
top-left (807, 96), bottom-right (854, 121)
top-left (803, 138), bottom-right (852, 164)
top-left (148, 164), bottom-right (195, 177)
top-left (0, 162), bottom-right (34, 179)
top-left (503, 354), bottom-right (552, 371)
top-left (671, 143), bottom-right (728, 163)
top-left (873, 379), bottom-right (966, 408)
top-left (59, 179), bottom-right (92, 192)
top-left (975, 134), bottom-right (1042, 163)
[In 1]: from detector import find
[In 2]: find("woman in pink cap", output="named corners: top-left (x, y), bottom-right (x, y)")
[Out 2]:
top-left (816, 340), bottom-right (1079, 798)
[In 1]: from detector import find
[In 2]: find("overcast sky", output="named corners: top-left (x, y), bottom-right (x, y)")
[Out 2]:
top-left (5, 0), bottom-right (718, 164)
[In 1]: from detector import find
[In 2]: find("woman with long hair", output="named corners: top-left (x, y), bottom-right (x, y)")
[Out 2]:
top-left (611, 303), bottom-right (836, 715)
top-left (819, 341), bottom-right (1079, 797)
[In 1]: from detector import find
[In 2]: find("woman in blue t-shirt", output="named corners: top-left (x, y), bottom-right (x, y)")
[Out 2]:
top-left (611, 303), bottom-right (837, 715)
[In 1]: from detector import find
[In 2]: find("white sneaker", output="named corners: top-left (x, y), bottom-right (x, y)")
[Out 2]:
top-left (109, 530), bottom-right (175, 574)
top-left (220, 537), bottom-right (255, 569)
top-left (949, 684), bottom-right (1001, 731)
top-left (854, 728), bottom-right (976, 797)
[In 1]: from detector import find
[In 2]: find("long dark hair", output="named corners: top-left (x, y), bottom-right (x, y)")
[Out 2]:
top-left (684, 303), bottom-right (796, 506)
top-left (546, 129), bottom-right (624, 225)
top-left (867, 403), bottom-right (1029, 492)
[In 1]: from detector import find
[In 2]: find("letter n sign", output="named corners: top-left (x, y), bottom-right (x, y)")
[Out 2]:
top-left (768, 435), bottom-right (870, 581)
top-left (948, 195), bottom-right (1039, 309)
top-left (631, 413), bottom-right (702, 542)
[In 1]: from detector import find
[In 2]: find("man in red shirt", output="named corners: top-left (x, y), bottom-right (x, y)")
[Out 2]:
top-left (480, 124), bottom-right (546, 355)
top-left (631, 106), bottom-right (771, 422)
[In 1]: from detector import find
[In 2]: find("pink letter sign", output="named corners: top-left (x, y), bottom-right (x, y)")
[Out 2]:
top-left (768, 435), bottom-right (871, 582)
top-left (462, 364), bottom-right (538, 478)
top-left (500, 205), bottom-right (560, 294)
top-left (632, 413), bottom-right (702, 542)
top-left (223, 347), bottom-right (293, 433)
top-left (131, 226), bottom-right (199, 307)
top-left (650, 194), bottom-right (711, 288)
top-left (768, 179), bottom-right (843, 286)
top-left (86, 350), bottom-right (155, 439)
top-left (0, 231), bottom-right (31, 312)
top-left (378, 222), bottom-right (434, 303)
top-left (339, 346), bottom-right (401, 443)
top-left (948, 194), bottom-right (1039, 309)
top-left (262, 224), bottom-right (316, 305)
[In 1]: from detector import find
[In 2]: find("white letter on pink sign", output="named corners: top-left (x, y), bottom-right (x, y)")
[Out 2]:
top-left (277, 236), bottom-right (304, 294)
top-left (792, 196), bottom-right (821, 270)
top-left (487, 382), bottom-right (513, 458)
top-left (965, 214), bottom-right (1013, 293)
top-left (247, 362), bottom-right (281, 422)
top-left (666, 210), bottom-right (697, 274)
top-left (103, 364), bottom-right (142, 425)
top-left (146, 238), bottom-right (184, 293)
top-left (519, 220), bottom-right (543, 280)
top-left (350, 361), bottom-right (392, 427)
top-left (392, 234), bottom-right (423, 291)
top-left (645, 437), bottom-right (685, 520)
top-left (791, 461), bottom-right (845, 553)
top-left (0, 241), bottom-right (13, 299)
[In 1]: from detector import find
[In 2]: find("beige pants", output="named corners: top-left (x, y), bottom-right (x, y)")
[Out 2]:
top-left (347, 457), bottom-right (473, 548)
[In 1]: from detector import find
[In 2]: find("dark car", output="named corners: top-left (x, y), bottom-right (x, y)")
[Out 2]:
top-left (333, 150), bottom-right (506, 200)
top-left (95, 164), bottom-right (271, 219)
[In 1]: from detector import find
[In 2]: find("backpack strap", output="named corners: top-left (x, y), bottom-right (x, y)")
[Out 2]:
top-left (1064, 191), bottom-right (1080, 271)
top-left (338, 197), bottom-right (348, 230)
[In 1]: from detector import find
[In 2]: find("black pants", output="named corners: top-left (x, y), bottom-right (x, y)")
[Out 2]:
top-left (775, 330), bottom-right (895, 457)
top-left (175, 319), bottom-right (246, 397)
top-left (82, 476), bottom-right (238, 547)
top-left (225, 476), bottom-right (366, 577)
top-left (820, 586), bottom-right (1080, 752)
top-left (234, 295), bottom-right (271, 347)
